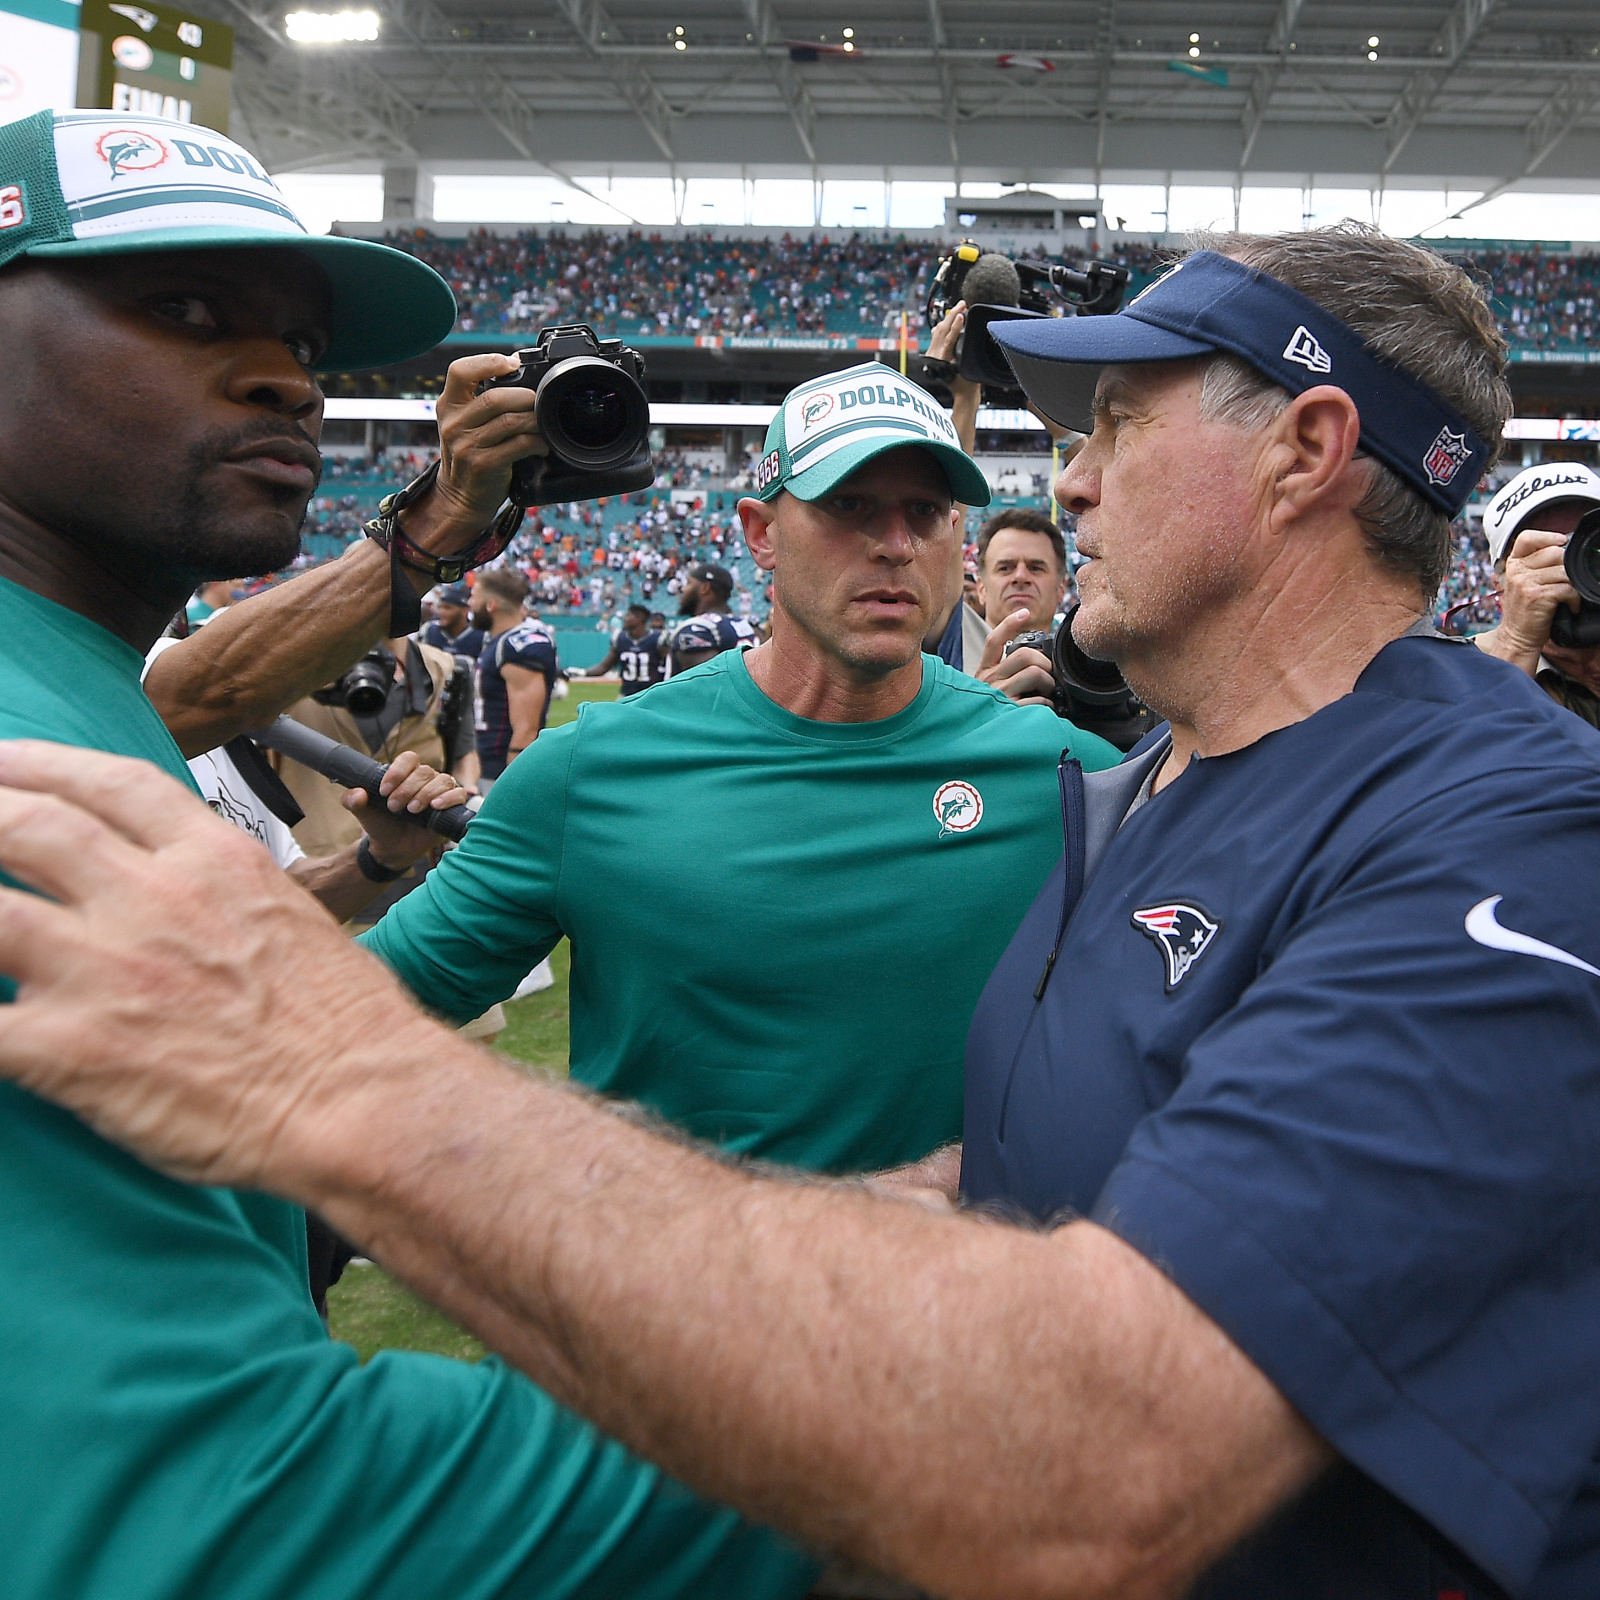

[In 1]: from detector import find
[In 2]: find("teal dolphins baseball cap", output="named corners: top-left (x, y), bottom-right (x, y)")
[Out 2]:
top-left (0, 109), bottom-right (456, 371)
top-left (755, 362), bottom-right (992, 506)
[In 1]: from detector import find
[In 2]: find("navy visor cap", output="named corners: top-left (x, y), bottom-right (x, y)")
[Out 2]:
top-left (992, 250), bottom-right (1492, 517)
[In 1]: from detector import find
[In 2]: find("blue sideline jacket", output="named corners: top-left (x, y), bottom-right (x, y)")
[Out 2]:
top-left (962, 632), bottom-right (1600, 1600)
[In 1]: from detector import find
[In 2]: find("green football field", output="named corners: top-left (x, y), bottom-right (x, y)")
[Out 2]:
top-left (324, 680), bottom-right (616, 1361)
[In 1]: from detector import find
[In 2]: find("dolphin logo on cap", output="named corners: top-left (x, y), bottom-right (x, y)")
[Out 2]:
top-left (96, 129), bottom-right (166, 180)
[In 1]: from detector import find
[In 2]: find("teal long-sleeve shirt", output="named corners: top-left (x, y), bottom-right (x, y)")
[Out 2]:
top-left (0, 576), bottom-right (818, 1600)
top-left (362, 649), bottom-right (1119, 1174)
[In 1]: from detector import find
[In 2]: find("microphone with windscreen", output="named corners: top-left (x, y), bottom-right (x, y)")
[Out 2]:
top-left (957, 253), bottom-right (1047, 387)
top-left (924, 240), bottom-right (1131, 393)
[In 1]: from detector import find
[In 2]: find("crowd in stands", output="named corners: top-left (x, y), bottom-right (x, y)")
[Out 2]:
top-left (296, 448), bottom-right (772, 630)
top-left (1454, 246), bottom-right (1600, 352)
top-left (380, 227), bottom-right (1172, 340)
top-left (377, 225), bottom-right (1599, 359)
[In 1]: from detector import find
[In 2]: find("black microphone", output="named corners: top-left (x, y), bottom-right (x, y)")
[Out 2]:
top-left (246, 716), bottom-right (474, 843)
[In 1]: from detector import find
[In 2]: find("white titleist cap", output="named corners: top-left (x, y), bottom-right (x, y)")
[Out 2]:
top-left (1482, 463), bottom-right (1600, 565)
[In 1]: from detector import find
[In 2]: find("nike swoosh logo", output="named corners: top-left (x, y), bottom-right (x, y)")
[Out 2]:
top-left (1464, 895), bottom-right (1600, 978)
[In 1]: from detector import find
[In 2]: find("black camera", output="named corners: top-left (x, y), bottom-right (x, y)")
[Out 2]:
top-left (1003, 604), bottom-right (1160, 752)
top-left (312, 644), bottom-right (395, 719)
top-left (479, 324), bottom-right (656, 507)
top-left (1555, 506), bottom-right (1600, 647)
top-left (924, 241), bottom-right (1130, 391)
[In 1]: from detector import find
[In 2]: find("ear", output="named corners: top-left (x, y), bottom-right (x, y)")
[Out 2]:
top-left (739, 496), bottom-right (779, 574)
top-left (1265, 385), bottom-right (1364, 534)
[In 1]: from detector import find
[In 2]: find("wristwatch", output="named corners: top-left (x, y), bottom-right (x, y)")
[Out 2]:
top-left (355, 835), bottom-right (406, 883)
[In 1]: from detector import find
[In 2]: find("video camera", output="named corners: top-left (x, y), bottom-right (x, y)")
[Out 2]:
top-left (479, 324), bottom-right (656, 507)
top-left (925, 242), bottom-right (1131, 394)
top-left (1003, 604), bottom-right (1161, 752)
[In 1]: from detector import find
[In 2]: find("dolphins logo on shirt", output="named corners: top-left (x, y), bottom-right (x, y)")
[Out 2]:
top-left (932, 780), bottom-right (983, 839)
top-left (1132, 902), bottom-right (1219, 990)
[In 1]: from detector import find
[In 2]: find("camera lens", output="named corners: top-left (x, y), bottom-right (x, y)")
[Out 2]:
top-left (1565, 508), bottom-right (1600, 605)
top-left (1052, 604), bottom-right (1133, 706)
top-left (555, 385), bottom-right (628, 451)
top-left (341, 660), bottom-right (390, 717)
top-left (537, 355), bottom-right (651, 469)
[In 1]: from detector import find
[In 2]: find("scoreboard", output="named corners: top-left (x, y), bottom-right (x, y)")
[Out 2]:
top-left (76, 0), bottom-right (232, 134)
top-left (0, 0), bottom-right (82, 119)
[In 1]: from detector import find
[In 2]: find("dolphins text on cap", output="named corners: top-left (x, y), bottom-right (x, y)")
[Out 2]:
top-left (56, 114), bottom-right (301, 240)
top-left (786, 375), bottom-right (958, 442)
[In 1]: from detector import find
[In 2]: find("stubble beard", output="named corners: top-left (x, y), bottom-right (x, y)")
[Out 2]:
top-left (105, 421), bottom-right (313, 589)
top-left (1071, 556), bottom-right (1236, 725)
top-left (770, 566), bottom-right (924, 682)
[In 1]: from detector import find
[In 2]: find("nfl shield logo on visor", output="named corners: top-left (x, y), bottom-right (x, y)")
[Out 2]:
top-left (1132, 902), bottom-right (1220, 990)
top-left (1424, 426), bottom-right (1472, 489)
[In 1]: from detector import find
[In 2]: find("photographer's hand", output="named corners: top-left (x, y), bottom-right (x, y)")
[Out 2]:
top-left (926, 299), bottom-right (966, 365)
top-left (279, 752), bottom-right (472, 923)
top-left (926, 299), bottom-right (981, 467)
top-left (396, 354), bottom-right (551, 552)
top-left (1476, 527), bottom-right (1579, 678)
top-left (976, 607), bottom-right (1058, 708)
top-left (344, 749), bottom-right (472, 870)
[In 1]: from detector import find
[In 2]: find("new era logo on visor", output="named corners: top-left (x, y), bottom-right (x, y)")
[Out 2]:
top-left (1282, 325), bottom-right (1332, 374)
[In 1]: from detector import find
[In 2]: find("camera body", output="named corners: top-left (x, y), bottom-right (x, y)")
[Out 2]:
top-left (1003, 605), bottom-right (1160, 752)
top-left (1555, 506), bottom-right (1600, 648)
top-left (479, 324), bottom-right (656, 507)
top-left (313, 644), bottom-right (395, 719)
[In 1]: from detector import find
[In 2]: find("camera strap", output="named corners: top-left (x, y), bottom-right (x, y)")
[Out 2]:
top-left (364, 461), bottom-right (527, 635)
top-left (221, 735), bottom-right (305, 829)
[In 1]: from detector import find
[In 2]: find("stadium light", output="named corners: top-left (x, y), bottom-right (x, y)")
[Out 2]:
top-left (285, 10), bottom-right (380, 43)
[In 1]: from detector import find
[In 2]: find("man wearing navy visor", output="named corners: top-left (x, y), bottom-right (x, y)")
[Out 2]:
top-left (2, 224), bottom-right (1600, 1600)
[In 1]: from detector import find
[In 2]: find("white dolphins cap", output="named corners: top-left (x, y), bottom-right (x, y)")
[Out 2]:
top-left (0, 109), bottom-right (455, 370)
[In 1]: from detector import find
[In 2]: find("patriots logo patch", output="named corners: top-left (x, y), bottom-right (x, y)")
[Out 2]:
top-left (1132, 902), bottom-right (1220, 990)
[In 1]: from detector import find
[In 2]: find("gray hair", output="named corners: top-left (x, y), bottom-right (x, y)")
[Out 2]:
top-left (1188, 222), bottom-right (1511, 599)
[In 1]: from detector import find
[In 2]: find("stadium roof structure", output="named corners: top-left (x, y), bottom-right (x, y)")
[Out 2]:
top-left (218, 1), bottom-right (1600, 206)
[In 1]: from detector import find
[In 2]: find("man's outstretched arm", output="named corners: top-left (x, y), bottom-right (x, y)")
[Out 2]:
top-left (0, 743), bottom-right (1330, 1600)
top-left (145, 354), bottom-right (546, 757)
